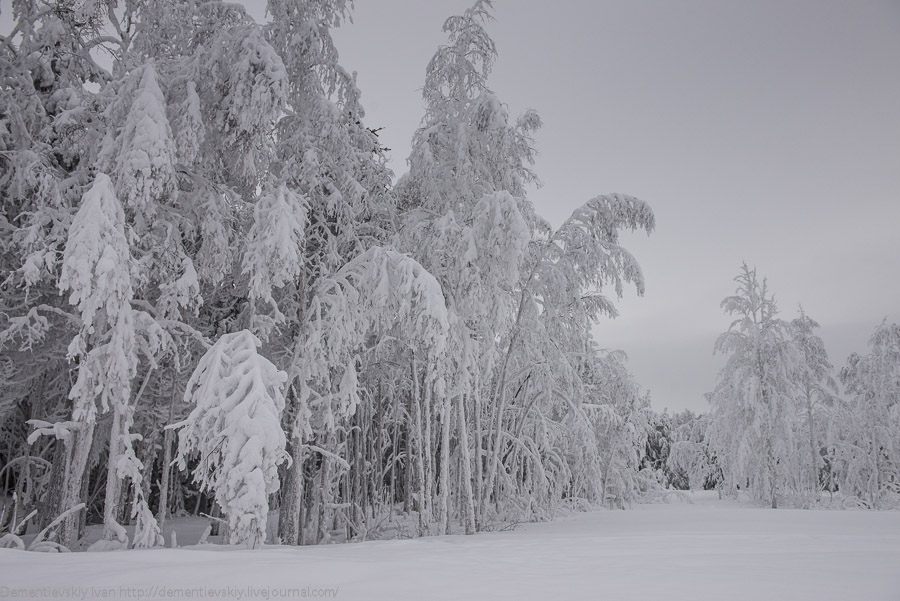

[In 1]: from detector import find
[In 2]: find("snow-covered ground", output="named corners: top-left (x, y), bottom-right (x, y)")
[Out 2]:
top-left (3, 494), bottom-right (900, 601)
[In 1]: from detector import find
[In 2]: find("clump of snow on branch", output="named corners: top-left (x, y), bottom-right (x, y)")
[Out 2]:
top-left (112, 61), bottom-right (178, 232)
top-left (58, 173), bottom-right (136, 421)
top-left (242, 184), bottom-right (309, 319)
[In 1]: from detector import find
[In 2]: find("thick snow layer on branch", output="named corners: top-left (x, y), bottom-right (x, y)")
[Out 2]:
top-left (114, 61), bottom-right (177, 230)
top-left (58, 173), bottom-right (137, 421)
top-left (59, 174), bottom-right (131, 335)
top-left (242, 184), bottom-right (309, 314)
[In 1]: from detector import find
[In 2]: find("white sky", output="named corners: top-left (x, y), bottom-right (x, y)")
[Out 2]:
top-left (3, 1), bottom-right (898, 413)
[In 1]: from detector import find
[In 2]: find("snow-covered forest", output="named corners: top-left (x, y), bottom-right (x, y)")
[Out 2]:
top-left (0, 0), bottom-right (898, 572)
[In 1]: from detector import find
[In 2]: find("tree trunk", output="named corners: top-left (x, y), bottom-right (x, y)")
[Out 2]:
top-left (102, 407), bottom-right (127, 541)
top-left (158, 371), bottom-right (179, 533)
top-left (278, 437), bottom-right (305, 545)
top-left (60, 420), bottom-right (95, 548)
top-left (38, 441), bottom-right (66, 530)
top-left (158, 427), bottom-right (174, 531)
top-left (473, 392), bottom-right (483, 530)
top-left (805, 390), bottom-right (819, 499)
top-left (767, 435), bottom-right (778, 509)
top-left (411, 357), bottom-right (427, 533)
top-left (390, 390), bottom-right (401, 518)
top-left (316, 450), bottom-right (330, 544)
top-left (457, 394), bottom-right (476, 535)
top-left (483, 386), bottom-right (509, 518)
top-left (423, 364), bottom-right (434, 526)
top-left (438, 388), bottom-right (451, 535)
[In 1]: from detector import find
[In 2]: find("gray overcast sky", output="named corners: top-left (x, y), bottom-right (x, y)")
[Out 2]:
top-left (4, 1), bottom-right (897, 413)
top-left (322, 0), bottom-right (900, 413)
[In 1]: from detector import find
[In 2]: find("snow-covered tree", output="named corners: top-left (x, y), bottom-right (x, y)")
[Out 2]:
top-left (279, 247), bottom-right (450, 544)
top-left (831, 321), bottom-right (900, 507)
top-left (54, 173), bottom-right (162, 547)
top-left (790, 309), bottom-right (837, 500)
top-left (0, 4), bottom-right (118, 540)
top-left (396, 0), bottom-right (538, 529)
top-left (0, 0), bottom-right (666, 550)
top-left (174, 330), bottom-right (289, 548)
top-left (707, 264), bottom-right (800, 508)
top-left (581, 349), bottom-right (654, 508)
top-left (396, 0), bottom-right (655, 530)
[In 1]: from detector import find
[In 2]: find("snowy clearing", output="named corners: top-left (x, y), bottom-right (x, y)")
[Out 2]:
top-left (3, 495), bottom-right (900, 601)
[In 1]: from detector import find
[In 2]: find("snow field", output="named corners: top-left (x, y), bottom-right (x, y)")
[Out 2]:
top-left (2, 495), bottom-right (899, 601)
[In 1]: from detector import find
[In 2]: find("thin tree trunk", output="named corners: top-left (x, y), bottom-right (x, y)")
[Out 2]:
top-left (484, 386), bottom-right (510, 518)
top-left (390, 388), bottom-right (401, 519)
top-left (316, 438), bottom-right (331, 544)
top-left (473, 392), bottom-right (483, 529)
top-left (411, 357), bottom-right (427, 532)
top-left (438, 388), bottom-right (451, 535)
top-left (280, 265), bottom-right (308, 545)
top-left (157, 374), bottom-right (179, 533)
top-left (457, 394), bottom-right (476, 535)
top-left (423, 363), bottom-right (433, 525)
top-left (767, 435), bottom-right (778, 509)
top-left (805, 390), bottom-right (819, 499)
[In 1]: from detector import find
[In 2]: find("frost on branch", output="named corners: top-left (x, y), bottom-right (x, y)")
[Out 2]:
top-left (174, 330), bottom-right (290, 548)
top-left (242, 184), bottom-right (309, 321)
top-left (547, 194), bottom-right (655, 301)
top-left (112, 61), bottom-right (178, 233)
top-left (468, 191), bottom-right (529, 289)
top-left (292, 247), bottom-right (450, 441)
top-left (203, 27), bottom-right (288, 188)
top-left (58, 173), bottom-right (136, 422)
top-left (523, 193), bottom-right (655, 350)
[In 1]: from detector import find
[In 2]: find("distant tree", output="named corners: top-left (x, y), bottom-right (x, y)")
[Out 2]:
top-left (789, 308), bottom-right (837, 501)
top-left (640, 408), bottom-right (701, 491)
top-left (642, 410), bottom-right (672, 476)
top-left (707, 264), bottom-right (800, 508)
top-left (832, 321), bottom-right (900, 507)
top-left (665, 410), bottom-right (719, 492)
top-left (582, 349), bottom-right (653, 508)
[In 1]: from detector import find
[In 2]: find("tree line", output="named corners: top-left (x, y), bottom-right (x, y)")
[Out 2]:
top-left (661, 265), bottom-right (899, 510)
